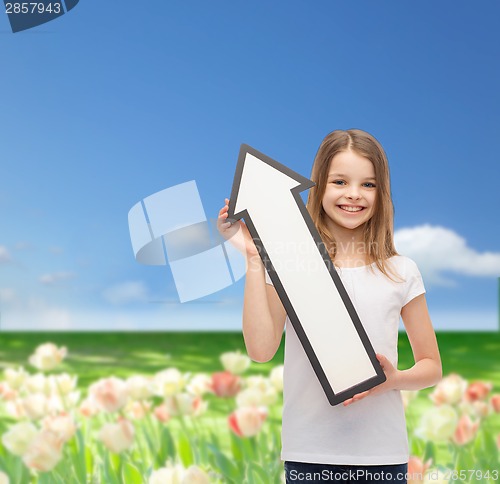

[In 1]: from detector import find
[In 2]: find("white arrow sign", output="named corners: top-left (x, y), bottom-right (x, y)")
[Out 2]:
top-left (228, 144), bottom-right (386, 405)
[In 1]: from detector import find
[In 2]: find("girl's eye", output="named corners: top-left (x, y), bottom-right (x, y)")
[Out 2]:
top-left (331, 180), bottom-right (346, 185)
top-left (363, 182), bottom-right (376, 188)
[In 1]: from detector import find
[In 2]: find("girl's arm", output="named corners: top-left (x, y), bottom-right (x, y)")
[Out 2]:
top-left (397, 293), bottom-right (442, 390)
top-left (343, 293), bottom-right (442, 406)
top-left (218, 199), bottom-right (286, 363)
top-left (242, 256), bottom-right (287, 362)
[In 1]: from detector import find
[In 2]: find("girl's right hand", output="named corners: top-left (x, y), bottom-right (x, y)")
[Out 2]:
top-left (217, 198), bottom-right (259, 257)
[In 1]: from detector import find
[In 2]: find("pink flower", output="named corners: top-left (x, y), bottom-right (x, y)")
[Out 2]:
top-left (0, 382), bottom-right (17, 401)
top-left (125, 400), bottom-right (151, 420)
top-left (429, 374), bottom-right (467, 406)
top-left (153, 403), bottom-right (170, 423)
top-left (42, 412), bottom-right (77, 442)
top-left (98, 418), bottom-right (135, 453)
top-left (79, 396), bottom-right (101, 417)
top-left (464, 381), bottom-right (492, 402)
top-left (211, 371), bottom-right (240, 398)
top-left (453, 414), bottom-right (480, 445)
top-left (407, 456), bottom-right (432, 483)
top-left (490, 394), bottom-right (500, 413)
top-left (22, 430), bottom-right (64, 472)
top-left (88, 377), bottom-right (128, 413)
top-left (228, 406), bottom-right (267, 437)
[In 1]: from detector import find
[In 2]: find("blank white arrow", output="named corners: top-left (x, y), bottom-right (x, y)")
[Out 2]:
top-left (228, 145), bottom-right (385, 405)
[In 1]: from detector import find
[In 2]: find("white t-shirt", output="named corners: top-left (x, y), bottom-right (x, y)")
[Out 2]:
top-left (265, 255), bottom-right (425, 465)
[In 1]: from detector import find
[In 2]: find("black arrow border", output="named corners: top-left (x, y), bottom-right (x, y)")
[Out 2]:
top-left (228, 144), bottom-right (386, 406)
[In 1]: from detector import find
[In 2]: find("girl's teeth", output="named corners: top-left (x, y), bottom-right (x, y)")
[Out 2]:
top-left (340, 206), bottom-right (363, 212)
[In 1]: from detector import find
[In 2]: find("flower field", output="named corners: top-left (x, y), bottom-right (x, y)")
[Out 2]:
top-left (0, 331), bottom-right (499, 483)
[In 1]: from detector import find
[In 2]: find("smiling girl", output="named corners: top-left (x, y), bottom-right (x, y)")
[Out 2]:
top-left (218, 129), bottom-right (442, 483)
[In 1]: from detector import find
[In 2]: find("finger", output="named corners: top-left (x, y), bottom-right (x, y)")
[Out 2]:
top-left (376, 353), bottom-right (387, 369)
top-left (344, 390), bottom-right (370, 405)
top-left (353, 390), bottom-right (370, 400)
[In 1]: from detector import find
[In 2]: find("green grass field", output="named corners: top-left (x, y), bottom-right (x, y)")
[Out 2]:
top-left (1, 331), bottom-right (499, 390)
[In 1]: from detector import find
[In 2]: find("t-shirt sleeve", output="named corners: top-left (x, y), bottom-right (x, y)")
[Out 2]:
top-left (402, 258), bottom-right (426, 307)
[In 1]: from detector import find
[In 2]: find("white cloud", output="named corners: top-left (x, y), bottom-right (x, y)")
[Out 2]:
top-left (14, 241), bottom-right (33, 251)
top-left (395, 224), bottom-right (500, 285)
top-left (0, 288), bottom-right (16, 303)
top-left (39, 272), bottom-right (77, 285)
top-left (102, 281), bottom-right (149, 305)
top-left (0, 246), bottom-right (11, 263)
top-left (0, 304), bottom-right (246, 331)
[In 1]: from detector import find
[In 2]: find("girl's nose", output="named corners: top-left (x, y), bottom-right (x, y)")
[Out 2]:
top-left (346, 188), bottom-right (361, 200)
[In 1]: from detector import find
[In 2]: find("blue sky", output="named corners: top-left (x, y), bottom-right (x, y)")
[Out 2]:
top-left (0, 1), bottom-right (499, 331)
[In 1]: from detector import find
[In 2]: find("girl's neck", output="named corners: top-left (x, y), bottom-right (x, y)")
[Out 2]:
top-left (328, 224), bottom-right (372, 268)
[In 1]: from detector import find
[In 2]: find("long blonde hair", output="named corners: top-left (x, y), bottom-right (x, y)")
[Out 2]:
top-left (306, 129), bottom-right (399, 279)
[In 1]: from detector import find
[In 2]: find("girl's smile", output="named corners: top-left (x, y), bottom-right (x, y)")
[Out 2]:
top-left (337, 204), bottom-right (366, 213)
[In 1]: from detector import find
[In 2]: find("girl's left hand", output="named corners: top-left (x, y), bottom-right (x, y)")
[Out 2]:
top-left (342, 354), bottom-right (400, 406)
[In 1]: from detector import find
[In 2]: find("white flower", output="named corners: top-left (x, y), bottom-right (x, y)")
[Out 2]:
top-left (0, 470), bottom-right (9, 484)
top-left (28, 343), bottom-right (67, 371)
top-left (4, 367), bottom-right (28, 390)
top-left (183, 466), bottom-right (211, 483)
top-left (42, 413), bottom-right (77, 442)
top-left (98, 418), bottom-right (135, 453)
top-left (164, 393), bottom-right (207, 417)
top-left (154, 369), bottom-right (185, 397)
top-left (429, 374), bottom-right (467, 405)
top-left (236, 387), bottom-right (276, 407)
top-left (220, 351), bottom-right (250, 375)
top-left (237, 376), bottom-right (277, 407)
top-left (126, 375), bottom-right (155, 400)
top-left (125, 400), bottom-right (152, 420)
top-left (22, 430), bottom-right (64, 472)
top-left (51, 373), bottom-right (78, 395)
top-left (149, 463), bottom-right (210, 484)
top-left (186, 374), bottom-right (213, 396)
top-left (22, 393), bottom-right (50, 420)
top-left (1, 421), bottom-right (38, 455)
top-left (416, 405), bottom-right (458, 442)
top-left (66, 390), bottom-right (81, 408)
top-left (269, 365), bottom-right (284, 392)
top-left (149, 464), bottom-right (185, 484)
top-left (88, 377), bottom-right (128, 413)
top-left (25, 373), bottom-right (49, 395)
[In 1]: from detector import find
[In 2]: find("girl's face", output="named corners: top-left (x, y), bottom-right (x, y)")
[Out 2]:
top-left (321, 150), bottom-right (377, 233)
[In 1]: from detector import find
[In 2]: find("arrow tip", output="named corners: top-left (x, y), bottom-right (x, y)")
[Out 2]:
top-left (228, 144), bottom-right (314, 220)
